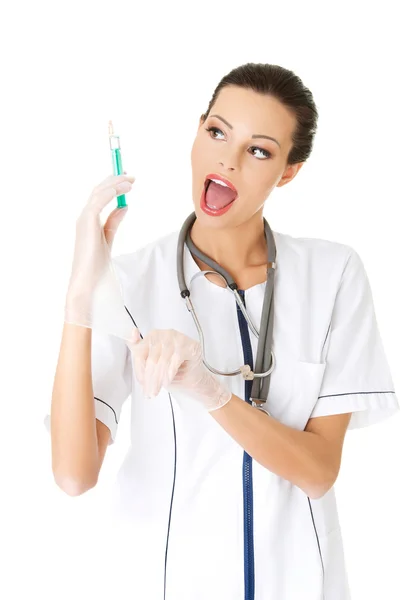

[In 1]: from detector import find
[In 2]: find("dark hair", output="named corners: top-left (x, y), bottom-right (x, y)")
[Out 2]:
top-left (201, 62), bottom-right (319, 166)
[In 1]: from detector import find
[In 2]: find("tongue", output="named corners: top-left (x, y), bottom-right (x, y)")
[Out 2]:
top-left (205, 180), bottom-right (237, 210)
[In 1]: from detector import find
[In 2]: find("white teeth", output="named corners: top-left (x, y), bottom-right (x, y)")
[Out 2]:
top-left (210, 178), bottom-right (230, 188)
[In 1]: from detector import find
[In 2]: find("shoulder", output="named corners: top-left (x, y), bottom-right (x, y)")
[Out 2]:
top-left (274, 229), bottom-right (361, 282)
top-left (111, 229), bottom-right (179, 289)
top-left (274, 229), bottom-right (356, 263)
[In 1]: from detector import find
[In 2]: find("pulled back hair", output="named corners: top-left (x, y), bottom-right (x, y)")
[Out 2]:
top-left (201, 62), bottom-right (319, 166)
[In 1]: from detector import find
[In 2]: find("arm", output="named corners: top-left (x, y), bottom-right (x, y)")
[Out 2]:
top-left (50, 323), bottom-right (106, 496)
top-left (210, 394), bottom-right (351, 499)
top-left (48, 174), bottom-right (135, 496)
top-left (128, 328), bottom-right (351, 499)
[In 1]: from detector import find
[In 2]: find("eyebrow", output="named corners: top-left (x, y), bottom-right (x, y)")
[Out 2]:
top-left (209, 114), bottom-right (281, 149)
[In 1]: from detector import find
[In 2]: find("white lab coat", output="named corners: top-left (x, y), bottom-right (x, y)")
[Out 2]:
top-left (46, 226), bottom-right (399, 599)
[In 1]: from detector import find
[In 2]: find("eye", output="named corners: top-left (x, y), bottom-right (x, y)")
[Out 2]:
top-left (205, 126), bottom-right (271, 160)
top-left (205, 126), bottom-right (224, 139)
top-left (249, 146), bottom-right (271, 160)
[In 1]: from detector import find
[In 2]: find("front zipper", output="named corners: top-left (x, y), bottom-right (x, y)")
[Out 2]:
top-left (236, 289), bottom-right (255, 600)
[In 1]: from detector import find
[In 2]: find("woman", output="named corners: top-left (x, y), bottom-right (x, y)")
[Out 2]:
top-left (47, 63), bottom-right (399, 599)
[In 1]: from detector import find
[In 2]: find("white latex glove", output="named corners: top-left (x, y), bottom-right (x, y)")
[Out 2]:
top-left (127, 328), bottom-right (232, 411)
top-left (64, 173), bottom-right (135, 330)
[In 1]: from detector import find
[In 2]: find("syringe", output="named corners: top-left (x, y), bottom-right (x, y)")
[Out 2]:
top-left (108, 120), bottom-right (127, 208)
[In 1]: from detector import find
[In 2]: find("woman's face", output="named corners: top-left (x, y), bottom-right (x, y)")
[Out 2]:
top-left (191, 85), bottom-right (303, 228)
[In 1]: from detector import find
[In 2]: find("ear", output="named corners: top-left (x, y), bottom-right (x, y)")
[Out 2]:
top-left (276, 162), bottom-right (304, 188)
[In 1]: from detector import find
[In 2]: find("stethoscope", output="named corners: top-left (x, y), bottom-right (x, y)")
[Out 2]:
top-left (177, 212), bottom-right (277, 414)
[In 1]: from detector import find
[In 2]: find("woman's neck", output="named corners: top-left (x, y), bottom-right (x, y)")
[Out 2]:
top-left (189, 212), bottom-right (268, 284)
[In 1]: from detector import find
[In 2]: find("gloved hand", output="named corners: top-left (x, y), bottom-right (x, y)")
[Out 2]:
top-left (127, 328), bottom-right (232, 411)
top-left (64, 173), bottom-right (135, 336)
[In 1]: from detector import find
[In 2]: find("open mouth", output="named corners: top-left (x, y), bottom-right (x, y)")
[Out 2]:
top-left (203, 178), bottom-right (238, 211)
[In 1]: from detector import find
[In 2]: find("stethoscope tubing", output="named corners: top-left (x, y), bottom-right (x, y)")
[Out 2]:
top-left (184, 270), bottom-right (276, 380)
top-left (177, 212), bottom-right (277, 412)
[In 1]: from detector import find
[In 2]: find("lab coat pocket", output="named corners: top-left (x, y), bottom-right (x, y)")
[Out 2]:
top-left (290, 360), bottom-right (327, 430)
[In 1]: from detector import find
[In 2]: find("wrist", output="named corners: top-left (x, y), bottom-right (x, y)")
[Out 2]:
top-left (64, 288), bottom-right (93, 320)
top-left (206, 389), bottom-right (233, 412)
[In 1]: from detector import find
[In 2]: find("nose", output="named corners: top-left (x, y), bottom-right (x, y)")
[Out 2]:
top-left (218, 161), bottom-right (235, 171)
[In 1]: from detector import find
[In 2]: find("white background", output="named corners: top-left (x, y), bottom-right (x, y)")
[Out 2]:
top-left (1, 0), bottom-right (415, 598)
